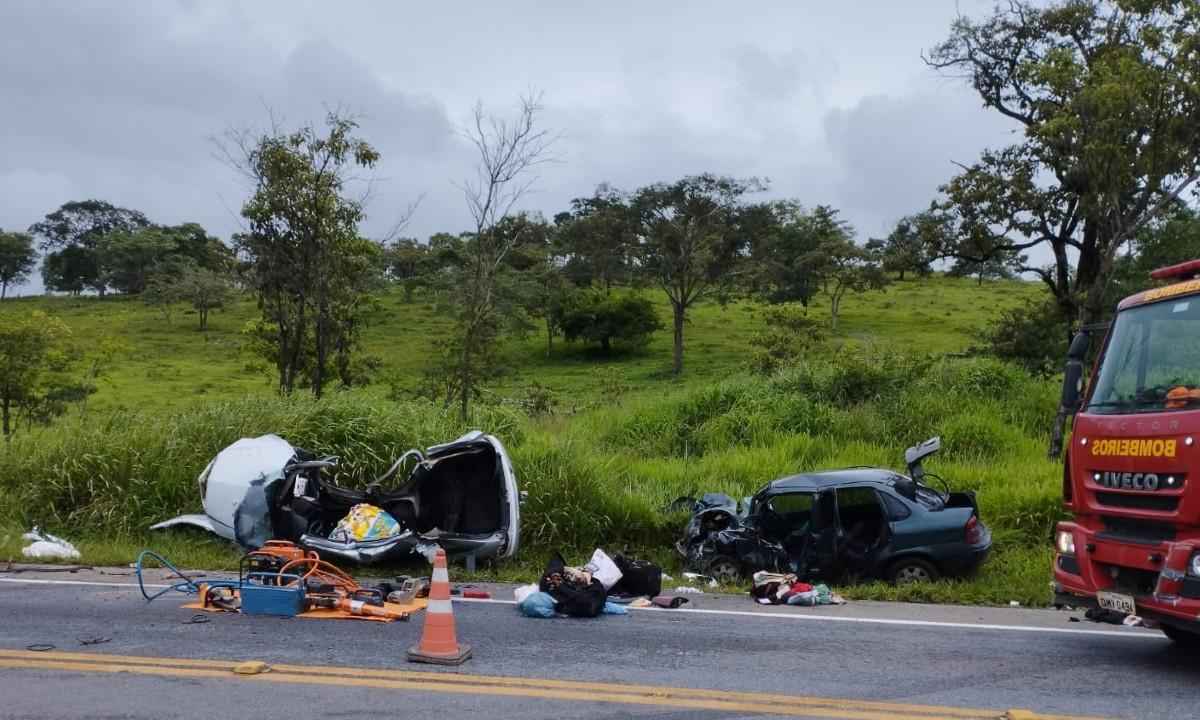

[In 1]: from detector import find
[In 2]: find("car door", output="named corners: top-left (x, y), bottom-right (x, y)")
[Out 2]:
top-left (806, 489), bottom-right (841, 579)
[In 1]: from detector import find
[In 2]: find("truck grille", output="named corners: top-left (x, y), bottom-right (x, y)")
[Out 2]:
top-left (1106, 565), bottom-right (1159, 595)
top-left (1098, 516), bottom-right (1176, 545)
top-left (1094, 492), bottom-right (1179, 512)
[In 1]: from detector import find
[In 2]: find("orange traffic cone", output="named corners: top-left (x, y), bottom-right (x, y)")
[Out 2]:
top-left (407, 547), bottom-right (471, 665)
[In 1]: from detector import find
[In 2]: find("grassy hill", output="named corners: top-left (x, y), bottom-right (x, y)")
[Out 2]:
top-left (0, 276), bottom-right (1064, 607)
top-left (0, 276), bottom-right (1040, 413)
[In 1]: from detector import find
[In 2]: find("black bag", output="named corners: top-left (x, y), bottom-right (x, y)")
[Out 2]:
top-left (610, 555), bottom-right (663, 598)
top-left (539, 552), bottom-right (607, 618)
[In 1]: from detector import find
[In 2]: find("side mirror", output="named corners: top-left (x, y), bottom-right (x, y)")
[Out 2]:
top-left (1060, 332), bottom-right (1090, 413)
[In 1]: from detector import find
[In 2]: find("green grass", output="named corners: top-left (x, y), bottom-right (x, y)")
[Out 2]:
top-left (0, 276), bottom-right (1063, 606)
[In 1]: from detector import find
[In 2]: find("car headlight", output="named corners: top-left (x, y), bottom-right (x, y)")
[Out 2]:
top-left (1056, 530), bottom-right (1076, 556)
top-left (1189, 553), bottom-right (1200, 577)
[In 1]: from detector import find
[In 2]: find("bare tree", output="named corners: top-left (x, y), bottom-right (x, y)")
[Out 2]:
top-left (439, 93), bottom-right (557, 420)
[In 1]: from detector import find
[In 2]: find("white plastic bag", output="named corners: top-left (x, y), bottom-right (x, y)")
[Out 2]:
top-left (583, 548), bottom-right (623, 591)
top-left (513, 583), bottom-right (540, 604)
top-left (21, 527), bottom-right (81, 561)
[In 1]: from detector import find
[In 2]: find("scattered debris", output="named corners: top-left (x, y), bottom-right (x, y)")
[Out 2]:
top-left (21, 528), bottom-right (80, 561)
top-left (77, 636), bottom-right (111, 646)
top-left (751, 571), bottom-right (845, 606)
top-left (674, 586), bottom-right (705, 595)
top-left (650, 596), bottom-right (690, 609)
top-left (25, 644), bottom-right (55, 652)
top-left (232, 661), bottom-right (270, 675)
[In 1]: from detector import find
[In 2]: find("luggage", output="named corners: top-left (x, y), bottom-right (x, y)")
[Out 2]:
top-left (609, 555), bottom-right (663, 598)
top-left (539, 552), bottom-right (606, 618)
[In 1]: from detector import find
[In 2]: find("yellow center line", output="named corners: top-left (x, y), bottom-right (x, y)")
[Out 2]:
top-left (0, 649), bottom-right (1106, 720)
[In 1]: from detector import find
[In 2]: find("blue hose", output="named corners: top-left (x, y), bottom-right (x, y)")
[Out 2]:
top-left (134, 550), bottom-right (206, 602)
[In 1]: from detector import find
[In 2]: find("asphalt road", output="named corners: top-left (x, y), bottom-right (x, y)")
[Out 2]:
top-left (0, 567), bottom-right (1195, 719)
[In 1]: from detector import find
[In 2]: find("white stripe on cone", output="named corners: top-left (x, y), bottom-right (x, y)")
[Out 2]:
top-left (432, 568), bottom-right (449, 583)
top-left (427, 598), bottom-right (453, 614)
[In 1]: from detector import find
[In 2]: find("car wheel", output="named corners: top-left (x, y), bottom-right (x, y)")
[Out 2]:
top-left (1162, 624), bottom-right (1200, 649)
top-left (888, 557), bottom-right (939, 585)
top-left (705, 555), bottom-right (742, 585)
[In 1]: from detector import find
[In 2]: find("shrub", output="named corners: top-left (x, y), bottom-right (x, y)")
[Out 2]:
top-left (979, 297), bottom-right (1069, 377)
top-left (555, 290), bottom-right (662, 352)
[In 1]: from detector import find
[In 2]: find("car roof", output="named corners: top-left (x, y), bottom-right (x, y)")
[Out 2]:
top-left (766, 468), bottom-right (901, 493)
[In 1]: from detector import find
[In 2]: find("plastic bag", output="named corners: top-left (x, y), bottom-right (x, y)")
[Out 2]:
top-left (518, 591), bottom-right (558, 618)
top-left (602, 601), bottom-right (628, 615)
top-left (513, 583), bottom-right (540, 604)
top-left (583, 549), bottom-right (623, 591)
top-left (329, 504), bottom-right (401, 543)
top-left (21, 527), bottom-right (80, 561)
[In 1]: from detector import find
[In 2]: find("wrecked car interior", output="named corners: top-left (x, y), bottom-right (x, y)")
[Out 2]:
top-left (677, 437), bottom-right (992, 585)
top-left (152, 431), bottom-right (519, 568)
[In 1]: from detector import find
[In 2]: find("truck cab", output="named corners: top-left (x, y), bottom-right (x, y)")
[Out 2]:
top-left (1053, 260), bottom-right (1200, 645)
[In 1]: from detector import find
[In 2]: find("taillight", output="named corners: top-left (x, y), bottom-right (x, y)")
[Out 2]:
top-left (965, 515), bottom-right (983, 544)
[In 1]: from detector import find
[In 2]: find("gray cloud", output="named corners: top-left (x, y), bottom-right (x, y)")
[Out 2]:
top-left (2, 0), bottom-right (1007, 296)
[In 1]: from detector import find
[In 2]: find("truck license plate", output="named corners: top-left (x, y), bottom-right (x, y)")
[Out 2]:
top-left (1098, 591), bottom-right (1135, 615)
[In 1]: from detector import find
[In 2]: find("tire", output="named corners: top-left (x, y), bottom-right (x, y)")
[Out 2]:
top-left (705, 555), bottom-right (742, 585)
top-left (1162, 624), bottom-right (1200, 649)
top-left (888, 557), bottom-right (940, 585)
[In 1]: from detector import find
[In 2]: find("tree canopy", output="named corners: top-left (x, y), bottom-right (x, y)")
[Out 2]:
top-left (0, 231), bottom-right (37, 300)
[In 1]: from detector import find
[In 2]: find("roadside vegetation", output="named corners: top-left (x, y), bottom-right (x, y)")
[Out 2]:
top-left (4, 0), bottom-right (1200, 609)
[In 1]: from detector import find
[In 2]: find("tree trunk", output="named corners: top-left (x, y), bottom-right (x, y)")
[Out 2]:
top-left (2, 397), bottom-right (10, 438)
top-left (1, 281), bottom-right (7, 300)
top-left (898, 269), bottom-right (905, 281)
top-left (545, 319), bottom-right (553, 357)
top-left (830, 293), bottom-right (841, 332)
top-left (601, 336), bottom-right (611, 353)
top-left (199, 307), bottom-right (208, 331)
top-left (672, 302), bottom-right (685, 376)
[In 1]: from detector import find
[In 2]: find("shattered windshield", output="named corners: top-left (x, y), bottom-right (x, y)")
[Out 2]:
top-left (1088, 296), bottom-right (1200, 414)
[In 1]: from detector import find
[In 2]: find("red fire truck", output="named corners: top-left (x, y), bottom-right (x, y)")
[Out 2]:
top-left (1054, 259), bottom-right (1200, 645)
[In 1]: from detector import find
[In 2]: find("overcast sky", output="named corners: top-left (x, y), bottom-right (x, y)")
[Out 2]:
top-left (1, 0), bottom-right (1023, 296)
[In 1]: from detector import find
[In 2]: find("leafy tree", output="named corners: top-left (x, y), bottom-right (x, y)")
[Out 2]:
top-left (926, 1), bottom-right (1200, 328)
top-left (0, 311), bottom-right (70, 437)
top-left (802, 213), bottom-right (889, 331)
top-left (28, 200), bottom-right (151, 295)
top-left (382, 238), bottom-right (433, 302)
top-left (225, 111), bottom-right (383, 396)
top-left (748, 202), bottom-right (841, 308)
top-left (40, 246), bottom-right (97, 296)
top-left (97, 226), bottom-right (177, 295)
top-left (871, 214), bottom-right (934, 280)
top-left (435, 94), bottom-right (556, 420)
top-left (633, 174), bottom-right (766, 375)
top-left (554, 184), bottom-right (638, 291)
top-left (555, 290), bottom-right (662, 352)
top-left (1108, 205), bottom-right (1200, 304)
top-left (177, 266), bottom-right (234, 331)
top-left (0, 230), bottom-right (37, 300)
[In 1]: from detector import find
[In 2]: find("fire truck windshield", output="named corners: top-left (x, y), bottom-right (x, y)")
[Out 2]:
top-left (1088, 295), bottom-right (1200, 414)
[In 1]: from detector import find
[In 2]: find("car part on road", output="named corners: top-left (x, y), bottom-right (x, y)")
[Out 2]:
top-left (676, 436), bottom-right (991, 586)
top-left (151, 431), bottom-right (521, 567)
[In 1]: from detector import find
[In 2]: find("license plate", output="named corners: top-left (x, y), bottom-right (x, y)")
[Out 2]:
top-left (1098, 591), bottom-right (1136, 615)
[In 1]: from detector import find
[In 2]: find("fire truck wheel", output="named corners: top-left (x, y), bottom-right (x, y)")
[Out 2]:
top-left (1162, 624), bottom-right (1200, 649)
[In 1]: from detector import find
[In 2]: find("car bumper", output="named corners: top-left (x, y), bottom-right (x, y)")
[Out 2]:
top-left (1053, 520), bottom-right (1200, 633)
top-left (937, 542), bottom-right (992, 577)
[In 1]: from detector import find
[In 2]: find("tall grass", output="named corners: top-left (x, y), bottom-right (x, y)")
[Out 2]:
top-left (0, 353), bottom-right (1067, 605)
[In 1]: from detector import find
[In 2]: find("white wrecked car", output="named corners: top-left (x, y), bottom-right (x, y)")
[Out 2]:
top-left (152, 431), bottom-right (520, 566)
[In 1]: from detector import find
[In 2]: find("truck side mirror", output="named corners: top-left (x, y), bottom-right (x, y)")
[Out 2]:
top-left (1060, 332), bottom-right (1090, 413)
